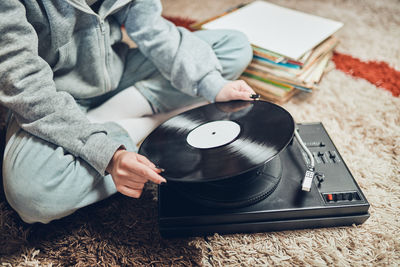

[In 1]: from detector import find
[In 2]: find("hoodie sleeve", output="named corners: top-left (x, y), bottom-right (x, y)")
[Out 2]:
top-left (0, 0), bottom-right (122, 175)
top-left (121, 0), bottom-right (229, 102)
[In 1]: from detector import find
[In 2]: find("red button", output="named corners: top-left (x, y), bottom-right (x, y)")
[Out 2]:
top-left (327, 194), bottom-right (333, 201)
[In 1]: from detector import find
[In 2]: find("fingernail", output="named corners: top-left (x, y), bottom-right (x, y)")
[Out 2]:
top-left (156, 166), bottom-right (165, 172)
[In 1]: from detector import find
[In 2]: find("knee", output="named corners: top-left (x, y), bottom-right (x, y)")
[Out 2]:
top-left (229, 30), bottom-right (253, 64)
top-left (2, 120), bottom-right (116, 224)
top-left (220, 30), bottom-right (253, 79)
top-left (2, 158), bottom-right (76, 224)
top-left (2, 138), bottom-right (86, 223)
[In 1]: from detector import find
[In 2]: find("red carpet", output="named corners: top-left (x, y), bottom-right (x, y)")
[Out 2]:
top-left (332, 52), bottom-right (400, 97)
top-left (164, 16), bottom-right (197, 32)
top-left (165, 16), bottom-right (400, 97)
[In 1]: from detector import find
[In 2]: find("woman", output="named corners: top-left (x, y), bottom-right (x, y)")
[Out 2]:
top-left (0, 0), bottom-right (254, 223)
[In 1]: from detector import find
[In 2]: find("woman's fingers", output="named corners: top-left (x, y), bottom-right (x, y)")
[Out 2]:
top-left (118, 185), bottom-right (143, 198)
top-left (136, 153), bottom-right (164, 173)
top-left (108, 150), bottom-right (167, 198)
top-left (128, 156), bottom-right (167, 184)
top-left (136, 153), bottom-right (156, 168)
top-left (215, 80), bottom-right (257, 102)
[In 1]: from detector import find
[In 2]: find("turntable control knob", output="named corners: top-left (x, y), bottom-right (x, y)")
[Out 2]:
top-left (329, 151), bottom-right (339, 158)
top-left (316, 173), bottom-right (325, 183)
top-left (328, 151), bottom-right (340, 163)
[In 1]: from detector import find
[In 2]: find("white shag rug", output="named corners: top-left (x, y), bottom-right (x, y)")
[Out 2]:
top-left (1, 0), bottom-right (399, 266)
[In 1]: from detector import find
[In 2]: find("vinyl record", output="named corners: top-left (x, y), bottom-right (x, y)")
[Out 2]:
top-left (139, 100), bottom-right (295, 182)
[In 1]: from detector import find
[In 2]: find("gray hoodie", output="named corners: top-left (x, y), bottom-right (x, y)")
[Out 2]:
top-left (0, 0), bottom-right (228, 175)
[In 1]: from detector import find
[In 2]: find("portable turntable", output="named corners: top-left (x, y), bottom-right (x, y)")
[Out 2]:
top-left (139, 100), bottom-right (370, 237)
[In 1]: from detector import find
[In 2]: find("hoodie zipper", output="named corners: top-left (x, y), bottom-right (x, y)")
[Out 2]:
top-left (98, 18), bottom-right (111, 93)
top-left (66, 0), bottom-right (132, 93)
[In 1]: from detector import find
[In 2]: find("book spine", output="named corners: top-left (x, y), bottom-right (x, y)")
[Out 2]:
top-left (242, 72), bottom-right (293, 91)
top-left (241, 75), bottom-right (293, 98)
top-left (253, 55), bottom-right (302, 69)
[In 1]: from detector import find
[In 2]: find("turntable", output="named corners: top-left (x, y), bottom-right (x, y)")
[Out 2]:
top-left (139, 101), bottom-right (370, 237)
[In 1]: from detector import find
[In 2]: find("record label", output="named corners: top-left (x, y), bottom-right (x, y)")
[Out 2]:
top-left (139, 100), bottom-right (295, 182)
top-left (186, 120), bottom-right (241, 149)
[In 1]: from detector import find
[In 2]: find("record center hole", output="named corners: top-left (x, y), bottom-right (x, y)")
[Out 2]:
top-left (212, 132), bottom-right (216, 135)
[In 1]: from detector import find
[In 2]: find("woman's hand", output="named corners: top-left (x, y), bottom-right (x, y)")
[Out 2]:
top-left (106, 149), bottom-right (166, 198)
top-left (215, 80), bottom-right (256, 102)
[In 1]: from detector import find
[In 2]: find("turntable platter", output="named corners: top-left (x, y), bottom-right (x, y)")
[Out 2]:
top-left (168, 154), bottom-right (283, 208)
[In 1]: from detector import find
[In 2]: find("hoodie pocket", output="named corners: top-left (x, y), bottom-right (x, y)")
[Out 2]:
top-left (53, 40), bottom-right (77, 73)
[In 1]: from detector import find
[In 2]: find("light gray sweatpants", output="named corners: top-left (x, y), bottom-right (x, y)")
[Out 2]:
top-left (2, 29), bottom-right (252, 223)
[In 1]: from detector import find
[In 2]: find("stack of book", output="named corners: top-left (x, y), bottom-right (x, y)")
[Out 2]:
top-left (242, 36), bottom-right (339, 102)
top-left (192, 1), bottom-right (343, 103)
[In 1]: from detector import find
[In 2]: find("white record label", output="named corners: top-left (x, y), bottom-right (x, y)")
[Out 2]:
top-left (186, 120), bottom-right (241, 149)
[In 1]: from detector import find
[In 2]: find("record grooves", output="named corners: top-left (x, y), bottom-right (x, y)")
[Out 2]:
top-left (139, 100), bottom-right (295, 182)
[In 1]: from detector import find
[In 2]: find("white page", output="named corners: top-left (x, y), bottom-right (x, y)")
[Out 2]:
top-left (202, 1), bottom-right (343, 60)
